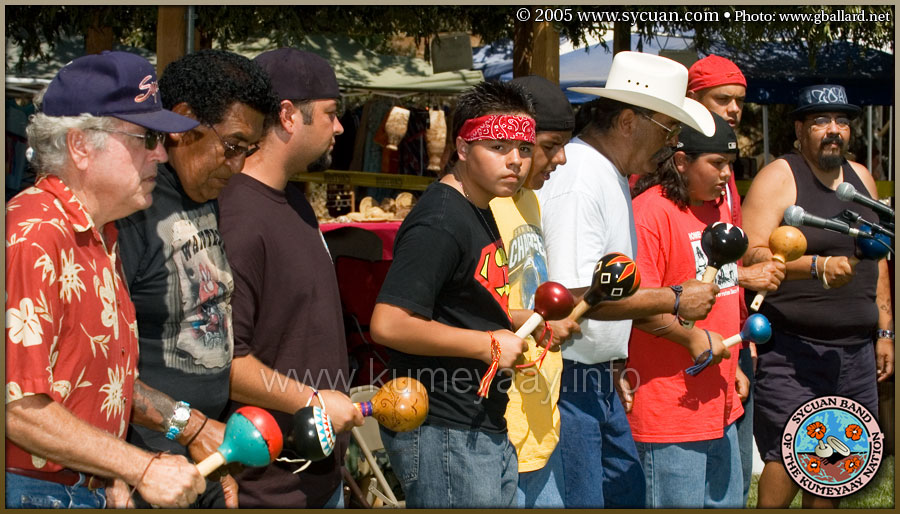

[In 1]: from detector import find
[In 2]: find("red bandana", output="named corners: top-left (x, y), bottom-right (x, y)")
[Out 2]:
top-left (458, 114), bottom-right (536, 144)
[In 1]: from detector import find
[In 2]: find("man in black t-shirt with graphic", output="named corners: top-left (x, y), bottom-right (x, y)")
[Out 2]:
top-left (116, 50), bottom-right (279, 508)
top-left (371, 82), bottom-right (536, 508)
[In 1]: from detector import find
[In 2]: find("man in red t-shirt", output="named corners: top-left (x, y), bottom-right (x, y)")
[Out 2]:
top-left (6, 52), bottom-right (205, 508)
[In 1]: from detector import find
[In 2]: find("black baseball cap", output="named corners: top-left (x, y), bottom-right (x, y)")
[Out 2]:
top-left (511, 75), bottom-right (575, 132)
top-left (42, 51), bottom-right (198, 133)
top-left (676, 113), bottom-right (738, 155)
top-left (791, 84), bottom-right (860, 119)
top-left (254, 48), bottom-right (340, 102)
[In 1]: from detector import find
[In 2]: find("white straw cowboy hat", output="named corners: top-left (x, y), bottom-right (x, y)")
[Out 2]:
top-left (569, 51), bottom-right (716, 136)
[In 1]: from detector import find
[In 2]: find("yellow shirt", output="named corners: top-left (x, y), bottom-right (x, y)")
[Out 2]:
top-left (490, 189), bottom-right (562, 473)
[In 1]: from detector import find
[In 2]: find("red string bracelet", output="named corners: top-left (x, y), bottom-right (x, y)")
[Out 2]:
top-left (516, 321), bottom-right (554, 371)
top-left (477, 331), bottom-right (501, 398)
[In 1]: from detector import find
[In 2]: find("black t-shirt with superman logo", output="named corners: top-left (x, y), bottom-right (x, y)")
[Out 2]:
top-left (377, 182), bottom-right (513, 433)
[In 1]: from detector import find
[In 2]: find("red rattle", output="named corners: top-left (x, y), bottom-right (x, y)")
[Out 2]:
top-left (195, 406), bottom-right (283, 477)
top-left (514, 281), bottom-right (575, 371)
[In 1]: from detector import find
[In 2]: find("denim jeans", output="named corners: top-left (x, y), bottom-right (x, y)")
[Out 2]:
top-left (635, 422), bottom-right (743, 508)
top-left (380, 424), bottom-right (518, 508)
top-left (516, 444), bottom-right (565, 508)
top-left (5, 472), bottom-right (107, 509)
top-left (557, 360), bottom-right (645, 508)
top-left (735, 346), bottom-right (754, 505)
top-left (321, 483), bottom-right (345, 508)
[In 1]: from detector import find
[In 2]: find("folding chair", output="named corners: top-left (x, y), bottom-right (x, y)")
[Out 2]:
top-left (348, 385), bottom-right (404, 508)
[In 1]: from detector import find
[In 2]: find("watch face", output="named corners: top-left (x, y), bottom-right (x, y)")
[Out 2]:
top-left (173, 404), bottom-right (191, 424)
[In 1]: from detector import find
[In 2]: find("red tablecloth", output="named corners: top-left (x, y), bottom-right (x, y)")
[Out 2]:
top-left (320, 221), bottom-right (401, 260)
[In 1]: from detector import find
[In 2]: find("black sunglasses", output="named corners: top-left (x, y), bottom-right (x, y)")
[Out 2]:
top-left (93, 128), bottom-right (165, 151)
top-left (207, 124), bottom-right (260, 159)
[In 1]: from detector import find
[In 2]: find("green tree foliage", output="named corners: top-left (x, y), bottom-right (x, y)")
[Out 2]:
top-left (6, 6), bottom-right (156, 66)
top-left (7, 5), bottom-right (894, 69)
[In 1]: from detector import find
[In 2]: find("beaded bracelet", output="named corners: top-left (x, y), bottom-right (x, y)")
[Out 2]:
top-left (810, 255), bottom-right (819, 279)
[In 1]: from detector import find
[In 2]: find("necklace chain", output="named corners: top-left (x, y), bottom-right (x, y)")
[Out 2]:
top-left (456, 172), bottom-right (500, 244)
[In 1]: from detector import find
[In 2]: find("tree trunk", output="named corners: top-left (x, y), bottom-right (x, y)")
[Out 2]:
top-left (513, 16), bottom-right (559, 83)
top-left (613, 21), bottom-right (631, 54)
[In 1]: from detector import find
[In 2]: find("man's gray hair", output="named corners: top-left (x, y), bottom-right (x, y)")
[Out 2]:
top-left (26, 86), bottom-right (117, 175)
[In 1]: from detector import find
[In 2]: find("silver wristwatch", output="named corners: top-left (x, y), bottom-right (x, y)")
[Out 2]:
top-left (165, 401), bottom-right (191, 440)
top-left (875, 329), bottom-right (895, 341)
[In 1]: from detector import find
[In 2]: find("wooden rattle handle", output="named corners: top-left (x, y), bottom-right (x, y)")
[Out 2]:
top-left (196, 451), bottom-right (226, 477)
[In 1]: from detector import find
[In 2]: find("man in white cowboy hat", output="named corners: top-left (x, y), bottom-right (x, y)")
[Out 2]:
top-left (741, 84), bottom-right (893, 508)
top-left (537, 51), bottom-right (722, 508)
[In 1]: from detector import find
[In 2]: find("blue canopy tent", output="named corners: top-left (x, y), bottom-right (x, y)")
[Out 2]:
top-left (475, 35), bottom-right (893, 106)
top-left (709, 40), bottom-right (894, 106)
top-left (474, 35), bottom-right (894, 175)
top-left (474, 33), bottom-right (693, 104)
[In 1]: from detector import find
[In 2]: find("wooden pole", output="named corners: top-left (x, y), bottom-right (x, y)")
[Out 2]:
top-left (613, 21), bottom-right (631, 54)
top-left (156, 6), bottom-right (188, 75)
top-left (85, 11), bottom-right (114, 55)
top-left (513, 18), bottom-right (534, 78)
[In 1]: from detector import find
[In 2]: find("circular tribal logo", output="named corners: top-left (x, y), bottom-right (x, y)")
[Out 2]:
top-left (781, 395), bottom-right (884, 497)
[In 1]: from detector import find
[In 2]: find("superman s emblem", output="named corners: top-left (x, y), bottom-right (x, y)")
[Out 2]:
top-left (475, 242), bottom-right (510, 315)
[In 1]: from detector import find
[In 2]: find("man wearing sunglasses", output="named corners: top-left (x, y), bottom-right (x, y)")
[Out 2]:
top-left (115, 49), bottom-right (280, 508)
top-left (741, 84), bottom-right (893, 508)
top-left (216, 47), bottom-right (363, 508)
top-left (537, 52), bottom-right (721, 508)
top-left (6, 51), bottom-right (208, 509)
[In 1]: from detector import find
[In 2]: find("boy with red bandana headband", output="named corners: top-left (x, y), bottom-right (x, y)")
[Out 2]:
top-left (371, 81), bottom-right (535, 508)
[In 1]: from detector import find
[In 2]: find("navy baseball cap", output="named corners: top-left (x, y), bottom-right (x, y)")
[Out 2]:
top-left (254, 48), bottom-right (340, 102)
top-left (41, 51), bottom-right (198, 133)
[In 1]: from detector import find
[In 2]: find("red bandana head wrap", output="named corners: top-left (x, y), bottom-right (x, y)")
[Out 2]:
top-left (458, 114), bottom-right (536, 144)
top-left (687, 55), bottom-right (747, 92)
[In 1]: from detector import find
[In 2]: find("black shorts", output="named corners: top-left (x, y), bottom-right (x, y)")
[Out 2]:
top-left (753, 330), bottom-right (879, 463)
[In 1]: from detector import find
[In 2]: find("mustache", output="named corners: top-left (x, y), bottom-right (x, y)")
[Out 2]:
top-left (821, 135), bottom-right (844, 147)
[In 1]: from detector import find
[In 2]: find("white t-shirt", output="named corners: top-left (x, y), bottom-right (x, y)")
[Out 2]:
top-left (537, 137), bottom-right (637, 364)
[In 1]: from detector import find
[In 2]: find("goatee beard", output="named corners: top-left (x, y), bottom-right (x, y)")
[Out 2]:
top-left (817, 135), bottom-right (844, 169)
top-left (307, 152), bottom-right (332, 172)
top-left (818, 154), bottom-right (843, 169)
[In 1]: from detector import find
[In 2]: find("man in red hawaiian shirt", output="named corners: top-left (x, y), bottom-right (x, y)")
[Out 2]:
top-left (6, 51), bottom-right (206, 508)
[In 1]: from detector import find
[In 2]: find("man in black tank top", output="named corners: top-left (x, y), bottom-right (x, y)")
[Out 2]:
top-left (741, 84), bottom-right (893, 508)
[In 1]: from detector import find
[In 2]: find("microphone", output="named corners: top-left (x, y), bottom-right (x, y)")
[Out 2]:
top-left (784, 205), bottom-right (873, 239)
top-left (838, 210), bottom-right (894, 239)
top-left (835, 182), bottom-right (894, 222)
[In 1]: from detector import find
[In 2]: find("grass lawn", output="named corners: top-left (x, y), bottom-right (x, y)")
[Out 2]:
top-left (747, 455), bottom-right (895, 508)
